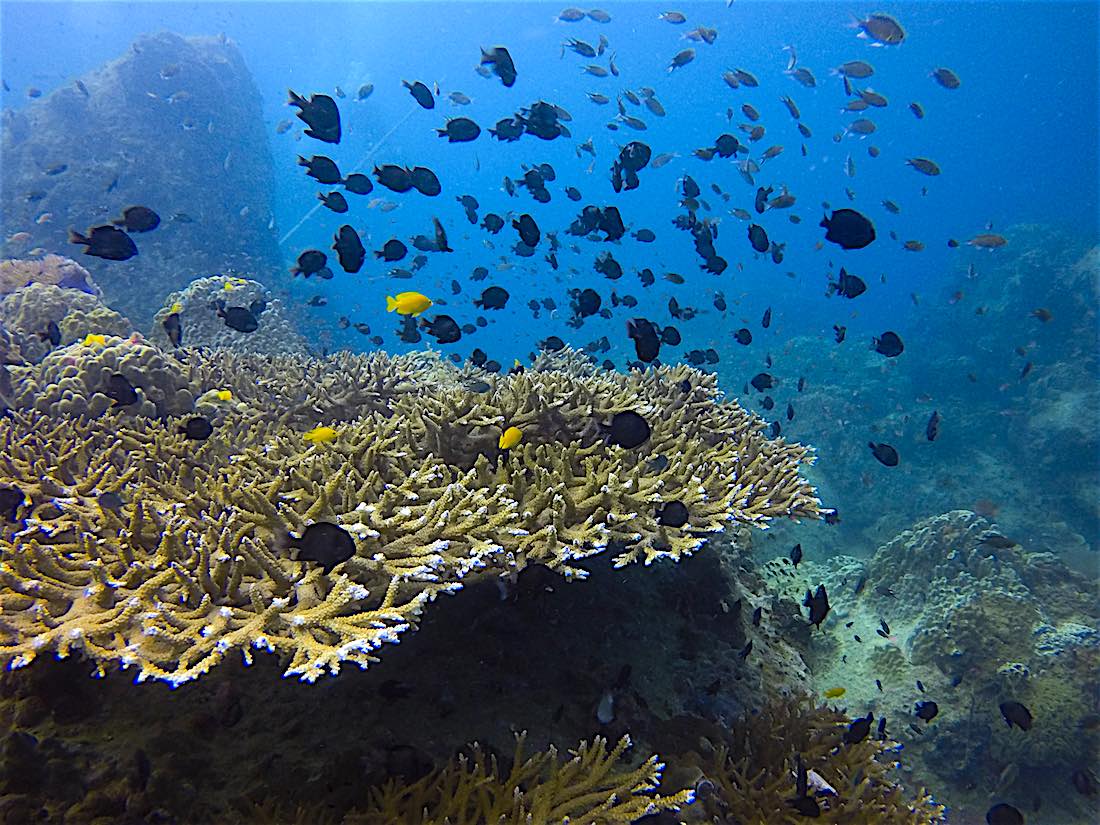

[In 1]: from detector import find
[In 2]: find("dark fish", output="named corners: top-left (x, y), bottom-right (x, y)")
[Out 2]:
top-left (421, 314), bottom-right (462, 344)
top-left (318, 191), bottom-right (348, 213)
top-left (926, 410), bottom-right (941, 441)
top-left (872, 331), bottom-right (904, 357)
top-left (868, 441), bottom-right (899, 467)
top-left (734, 328), bottom-right (752, 346)
top-left (357, 83), bottom-right (374, 101)
top-left (748, 224), bottom-right (769, 253)
top-left (105, 372), bottom-right (138, 406)
top-left (790, 543), bottom-right (803, 566)
top-left (375, 238), bottom-right (408, 262)
top-left (286, 522), bottom-right (356, 573)
top-left (738, 641), bottom-right (753, 659)
top-left (834, 324), bottom-right (846, 343)
top-left (333, 225), bottom-right (366, 273)
top-left (437, 117), bottom-right (481, 142)
top-left (293, 249), bottom-right (328, 277)
top-left (1000, 701), bottom-right (1033, 731)
top-left (821, 208), bottom-right (876, 249)
top-left (287, 89), bottom-right (341, 143)
top-left (844, 712), bottom-right (873, 745)
top-left (481, 213), bottom-right (505, 234)
top-left (750, 373), bottom-right (774, 392)
top-left (162, 313), bottom-right (182, 347)
top-left (475, 286), bottom-right (509, 310)
top-left (978, 532), bottom-right (1018, 549)
top-left (69, 225), bottom-right (137, 261)
top-left (985, 803), bottom-right (1024, 825)
top-left (565, 186), bottom-right (582, 201)
top-left (607, 410), bottom-right (650, 449)
top-left (38, 320), bottom-right (61, 347)
top-left (761, 307), bottom-right (772, 328)
top-left (915, 701), bottom-right (939, 721)
top-left (178, 416), bottom-right (213, 440)
top-left (403, 80), bottom-right (436, 109)
top-left (575, 287), bottom-right (601, 317)
top-left (906, 157), bottom-right (941, 176)
top-left (298, 155), bottom-right (342, 184)
top-left (804, 584), bottom-right (830, 628)
top-left (514, 213), bottom-right (540, 247)
top-left (343, 173), bottom-right (373, 195)
top-left (626, 318), bottom-right (660, 362)
top-left (657, 500), bottom-right (689, 527)
top-left (217, 302), bottom-right (259, 333)
top-left (752, 606), bottom-right (763, 626)
top-left (112, 205), bottom-right (160, 233)
top-left (540, 335), bottom-right (566, 352)
top-left (668, 48), bottom-right (695, 72)
top-left (374, 164), bottom-right (413, 193)
top-left (410, 166), bottom-right (442, 196)
top-left (480, 46), bottom-right (517, 87)
top-left (829, 268), bottom-right (866, 298)
top-left (931, 67), bottom-right (961, 89)
top-left (633, 228), bottom-right (656, 243)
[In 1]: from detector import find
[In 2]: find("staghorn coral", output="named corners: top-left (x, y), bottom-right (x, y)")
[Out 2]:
top-left (355, 733), bottom-right (693, 824)
top-left (0, 282), bottom-right (132, 362)
top-left (8, 334), bottom-right (194, 418)
top-left (692, 696), bottom-right (945, 824)
top-left (0, 349), bottom-right (822, 685)
top-left (0, 255), bottom-right (100, 296)
top-left (151, 274), bottom-right (307, 356)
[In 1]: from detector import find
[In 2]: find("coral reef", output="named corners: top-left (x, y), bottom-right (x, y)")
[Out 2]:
top-left (357, 733), bottom-right (692, 824)
top-left (0, 282), bottom-right (132, 362)
top-left (785, 510), bottom-right (1099, 821)
top-left (672, 696), bottom-right (945, 823)
top-left (0, 348), bottom-right (822, 686)
top-left (151, 274), bottom-right (307, 356)
top-left (7, 334), bottom-right (194, 418)
top-left (0, 255), bottom-right (99, 296)
top-left (0, 32), bottom-right (282, 323)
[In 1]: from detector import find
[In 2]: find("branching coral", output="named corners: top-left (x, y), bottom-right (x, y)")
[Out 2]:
top-left (0, 348), bottom-right (822, 684)
top-left (355, 733), bottom-right (693, 825)
top-left (696, 697), bottom-right (945, 824)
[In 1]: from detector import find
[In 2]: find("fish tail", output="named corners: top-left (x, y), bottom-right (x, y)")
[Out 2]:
top-left (67, 229), bottom-right (88, 245)
top-left (386, 296), bottom-right (398, 312)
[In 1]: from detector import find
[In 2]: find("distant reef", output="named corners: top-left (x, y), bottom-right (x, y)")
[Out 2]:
top-left (0, 31), bottom-right (282, 324)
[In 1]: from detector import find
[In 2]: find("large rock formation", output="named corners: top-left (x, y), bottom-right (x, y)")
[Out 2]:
top-left (0, 31), bottom-right (282, 325)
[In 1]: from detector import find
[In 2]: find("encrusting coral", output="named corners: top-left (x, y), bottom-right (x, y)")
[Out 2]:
top-left (7, 334), bottom-right (194, 418)
top-left (354, 733), bottom-right (693, 824)
top-left (0, 347), bottom-right (822, 685)
top-left (0, 282), bottom-right (133, 362)
top-left (0, 254), bottom-right (101, 296)
top-left (150, 273), bottom-right (308, 356)
top-left (689, 696), bottom-right (945, 824)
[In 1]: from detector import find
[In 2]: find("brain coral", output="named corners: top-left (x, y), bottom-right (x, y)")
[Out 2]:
top-left (0, 348), bottom-right (823, 685)
top-left (0, 254), bottom-right (100, 296)
top-left (151, 273), bottom-right (307, 356)
top-left (8, 334), bottom-right (194, 418)
top-left (0, 282), bottom-right (132, 362)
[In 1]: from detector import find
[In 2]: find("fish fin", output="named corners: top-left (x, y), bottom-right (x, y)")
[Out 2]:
top-left (386, 296), bottom-right (398, 312)
top-left (67, 229), bottom-right (88, 245)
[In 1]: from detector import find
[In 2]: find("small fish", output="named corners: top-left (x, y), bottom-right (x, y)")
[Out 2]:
top-left (162, 312), bottom-right (182, 347)
top-left (499, 426), bottom-right (523, 450)
top-left (803, 584), bottom-right (830, 628)
top-left (668, 48), bottom-right (695, 72)
top-left (868, 442), bottom-right (899, 467)
top-left (999, 701), bottom-right (1033, 731)
top-left (303, 426), bottom-right (339, 444)
top-left (178, 416), bottom-right (214, 440)
top-left (386, 292), bottom-right (433, 316)
top-left (843, 713), bottom-right (873, 745)
top-left (931, 67), bottom-right (961, 89)
top-left (872, 331), bottom-right (904, 357)
top-left (985, 803), bottom-right (1024, 825)
top-left (823, 687), bottom-right (846, 699)
top-left (789, 543), bottom-right (803, 567)
top-left (284, 522), bottom-right (356, 573)
top-left (926, 410), bottom-right (941, 441)
top-left (104, 373), bottom-right (138, 407)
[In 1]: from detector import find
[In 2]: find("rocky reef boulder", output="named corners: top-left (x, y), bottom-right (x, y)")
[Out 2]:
top-left (0, 31), bottom-right (282, 324)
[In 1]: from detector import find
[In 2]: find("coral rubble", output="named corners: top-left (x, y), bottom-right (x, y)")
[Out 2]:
top-left (0, 255), bottom-right (100, 297)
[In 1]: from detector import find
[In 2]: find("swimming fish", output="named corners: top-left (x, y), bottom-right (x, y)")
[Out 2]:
top-left (386, 292), bottom-right (433, 316)
top-left (303, 426), bottom-right (339, 444)
top-left (499, 426), bottom-right (523, 450)
top-left (285, 522), bottom-right (356, 573)
top-left (823, 687), bottom-right (846, 699)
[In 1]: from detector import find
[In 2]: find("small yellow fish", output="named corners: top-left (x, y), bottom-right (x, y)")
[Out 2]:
top-left (386, 291), bottom-right (433, 316)
top-left (823, 687), bottom-right (846, 699)
top-left (169, 302), bottom-right (183, 314)
top-left (304, 425), bottom-right (339, 444)
top-left (499, 426), bottom-right (523, 450)
top-left (82, 333), bottom-right (107, 348)
top-left (215, 389), bottom-right (233, 401)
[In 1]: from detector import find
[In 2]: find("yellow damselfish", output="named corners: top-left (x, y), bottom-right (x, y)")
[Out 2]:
top-left (304, 425), bottom-right (339, 444)
top-left (169, 302), bottom-right (183, 314)
top-left (82, 333), bottom-right (107, 348)
top-left (499, 426), bottom-right (523, 450)
top-left (386, 291), bottom-right (433, 316)
top-left (215, 389), bottom-right (233, 401)
top-left (823, 687), bottom-right (846, 699)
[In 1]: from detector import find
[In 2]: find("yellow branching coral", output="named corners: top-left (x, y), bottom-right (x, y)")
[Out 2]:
top-left (696, 697), bottom-right (946, 824)
top-left (355, 733), bottom-right (693, 825)
top-left (0, 348), bottom-right (822, 684)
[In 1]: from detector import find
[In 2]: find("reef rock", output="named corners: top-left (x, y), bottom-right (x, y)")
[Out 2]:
top-left (0, 282), bottom-right (132, 363)
top-left (0, 32), bottom-right (281, 323)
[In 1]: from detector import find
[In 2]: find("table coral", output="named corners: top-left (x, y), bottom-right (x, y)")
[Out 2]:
top-left (0, 348), bottom-right (823, 685)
